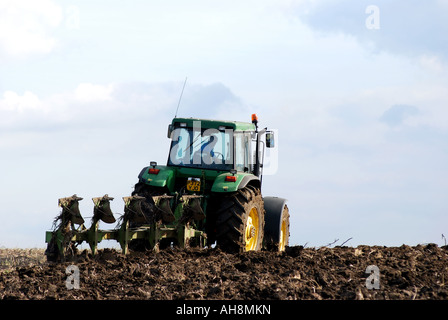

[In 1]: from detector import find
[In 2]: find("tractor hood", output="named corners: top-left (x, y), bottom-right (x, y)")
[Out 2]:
top-left (138, 165), bottom-right (260, 193)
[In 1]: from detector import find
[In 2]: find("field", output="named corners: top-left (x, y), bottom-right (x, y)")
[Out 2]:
top-left (0, 248), bottom-right (46, 273)
top-left (1, 244), bottom-right (448, 300)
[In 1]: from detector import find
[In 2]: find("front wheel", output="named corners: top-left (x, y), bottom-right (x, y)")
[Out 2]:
top-left (214, 186), bottom-right (265, 253)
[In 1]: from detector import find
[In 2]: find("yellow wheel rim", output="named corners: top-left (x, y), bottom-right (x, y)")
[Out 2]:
top-left (245, 207), bottom-right (259, 251)
top-left (279, 219), bottom-right (287, 251)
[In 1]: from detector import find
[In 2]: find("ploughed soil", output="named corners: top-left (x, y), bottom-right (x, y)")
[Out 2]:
top-left (1, 244), bottom-right (448, 300)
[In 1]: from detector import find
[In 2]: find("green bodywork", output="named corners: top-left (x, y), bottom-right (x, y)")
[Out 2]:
top-left (139, 165), bottom-right (259, 193)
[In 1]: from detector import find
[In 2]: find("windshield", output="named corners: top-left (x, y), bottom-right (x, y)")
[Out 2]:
top-left (168, 127), bottom-right (234, 170)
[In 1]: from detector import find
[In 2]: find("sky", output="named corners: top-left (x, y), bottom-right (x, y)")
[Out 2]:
top-left (0, 0), bottom-right (447, 248)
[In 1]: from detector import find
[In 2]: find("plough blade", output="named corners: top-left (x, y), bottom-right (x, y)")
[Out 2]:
top-left (92, 194), bottom-right (116, 223)
top-left (58, 194), bottom-right (84, 225)
top-left (123, 195), bottom-right (146, 224)
top-left (181, 195), bottom-right (205, 221)
top-left (153, 195), bottom-right (175, 223)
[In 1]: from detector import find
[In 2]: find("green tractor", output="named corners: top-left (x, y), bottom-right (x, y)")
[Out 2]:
top-left (45, 114), bottom-right (289, 260)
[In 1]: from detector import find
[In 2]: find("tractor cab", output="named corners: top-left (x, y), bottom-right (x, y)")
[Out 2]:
top-left (166, 115), bottom-right (274, 177)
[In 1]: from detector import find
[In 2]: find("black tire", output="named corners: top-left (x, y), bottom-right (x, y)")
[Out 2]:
top-left (214, 186), bottom-right (265, 253)
top-left (264, 197), bottom-right (290, 251)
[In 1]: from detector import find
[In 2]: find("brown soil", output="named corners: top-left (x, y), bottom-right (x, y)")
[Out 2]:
top-left (1, 244), bottom-right (448, 300)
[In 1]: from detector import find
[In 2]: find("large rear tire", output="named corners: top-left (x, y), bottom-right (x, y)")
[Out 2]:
top-left (214, 186), bottom-right (265, 253)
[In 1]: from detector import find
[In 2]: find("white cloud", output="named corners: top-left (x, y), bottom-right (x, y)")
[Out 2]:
top-left (0, 0), bottom-right (62, 57)
top-left (419, 55), bottom-right (444, 73)
top-left (0, 81), bottom-right (247, 134)
top-left (0, 90), bottom-right (48, 130)
top-left (74, 83), bottom-right (114, 102)
top-left (0, 90), bottom-right (42, 113)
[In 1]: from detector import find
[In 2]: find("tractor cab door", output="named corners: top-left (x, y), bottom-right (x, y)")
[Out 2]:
top-left (234, 132), bottom-right (252, 173)
top-left (234, 131), bottom-right (264, 176)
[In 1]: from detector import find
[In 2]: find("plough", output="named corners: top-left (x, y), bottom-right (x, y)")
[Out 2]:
top-left (45, 193), bottom-right (207, 261)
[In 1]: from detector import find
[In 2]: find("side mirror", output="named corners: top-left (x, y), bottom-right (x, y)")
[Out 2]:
top-left (167, 124), bottom-right (174, 139)
top-left (266, 131), bottom-right (275, 148)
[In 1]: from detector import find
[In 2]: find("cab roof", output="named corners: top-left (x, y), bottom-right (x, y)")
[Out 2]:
top-left (172, 117), bottom-right (256, 132)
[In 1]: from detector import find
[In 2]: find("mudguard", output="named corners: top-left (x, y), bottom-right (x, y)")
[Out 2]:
top-left (211, 172), bottom-right (261, 193)
top-left (138, 165), bottom-right (175, 191)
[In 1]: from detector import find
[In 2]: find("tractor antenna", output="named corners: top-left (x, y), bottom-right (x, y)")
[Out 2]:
top-left (174, 77), bottom-right (188, 118)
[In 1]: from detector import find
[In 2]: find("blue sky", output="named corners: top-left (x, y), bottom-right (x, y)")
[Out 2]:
top-left (1, 0), bottom-right (447, 248)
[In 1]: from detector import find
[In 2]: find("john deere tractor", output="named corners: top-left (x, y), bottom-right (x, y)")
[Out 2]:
top-left (45, 114), bottom-right (289, 260)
